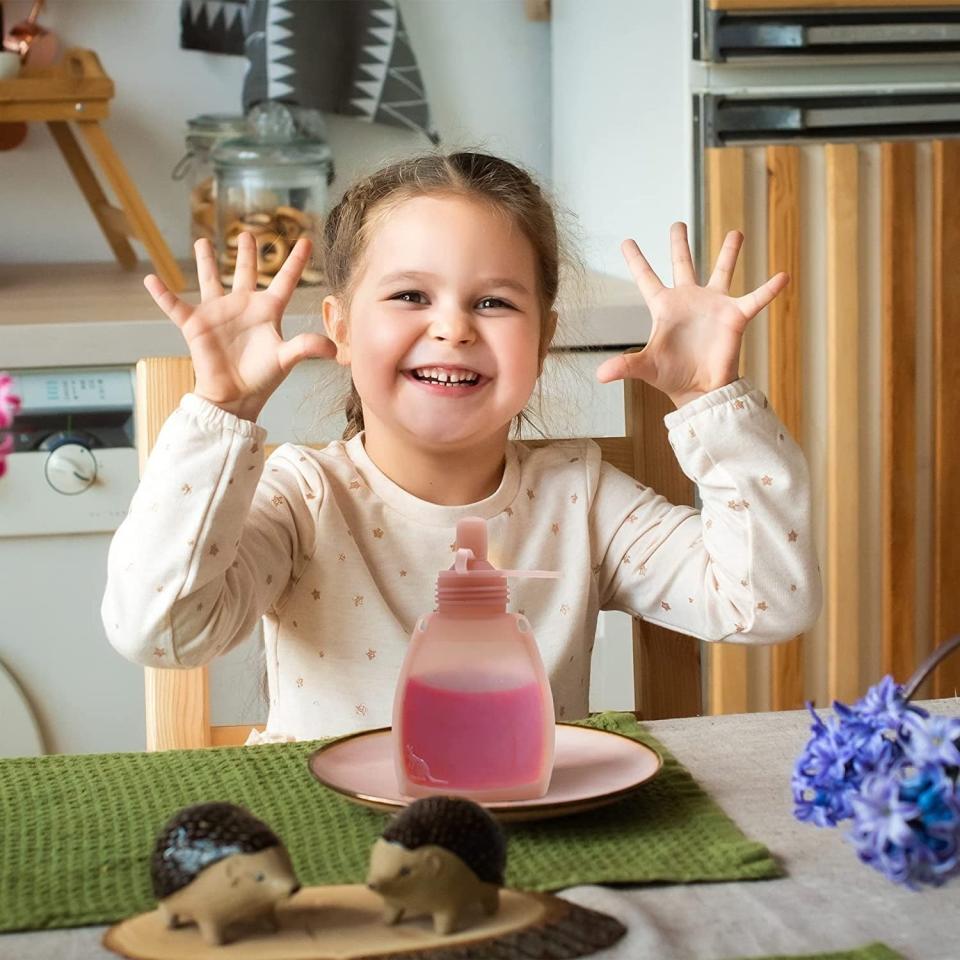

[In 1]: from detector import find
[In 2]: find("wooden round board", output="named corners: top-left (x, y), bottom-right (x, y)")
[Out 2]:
top-left (103, 884), bottom-right (626, 960)
top-left (308, 723), bottom-right (662, 822)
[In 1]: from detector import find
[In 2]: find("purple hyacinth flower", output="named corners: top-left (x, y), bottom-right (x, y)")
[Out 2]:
top-left (849, 766), bottom-right (960, 889)
top-left (793, 679), bottom-right (919, 828)
top-left (901, 712), bottom-right (960, 769)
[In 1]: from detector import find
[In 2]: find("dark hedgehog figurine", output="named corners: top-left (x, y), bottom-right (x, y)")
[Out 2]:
top-left (150, 802), bottom-right (300, 945)
top-left (366, 796), bottom-right (507, 935)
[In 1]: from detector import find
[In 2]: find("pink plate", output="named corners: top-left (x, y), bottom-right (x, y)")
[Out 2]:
top-left (308, 723), bottom-right (662, 822)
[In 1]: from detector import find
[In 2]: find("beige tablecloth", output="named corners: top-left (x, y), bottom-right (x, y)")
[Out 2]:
top-left (2, 701), bottom-right (956, 960)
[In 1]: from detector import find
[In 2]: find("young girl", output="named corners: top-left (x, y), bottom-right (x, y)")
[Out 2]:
top-left (102, 152), bottom-right (820, 742)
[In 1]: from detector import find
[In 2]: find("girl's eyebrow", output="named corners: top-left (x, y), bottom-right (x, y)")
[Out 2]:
top-left (378, 270), bottom-right (531, 296)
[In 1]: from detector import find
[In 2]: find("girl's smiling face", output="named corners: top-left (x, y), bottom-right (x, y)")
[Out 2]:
top-left (323, 194), bottom-right (550, 452)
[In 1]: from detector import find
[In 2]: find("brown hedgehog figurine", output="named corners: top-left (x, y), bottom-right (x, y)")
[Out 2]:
top-left (150, 802), bottom-right (300, 945)
top-left (366, 796), bottom-right (507, 935)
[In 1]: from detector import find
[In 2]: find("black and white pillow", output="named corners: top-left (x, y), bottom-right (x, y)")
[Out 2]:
top-left (179, 0), bottom-right (437, 144)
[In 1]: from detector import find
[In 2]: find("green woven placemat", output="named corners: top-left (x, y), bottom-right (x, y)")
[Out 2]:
top-left (729, 944), bottom-right (904, 960)
top-left (0, 711), bottom-right (781, 932)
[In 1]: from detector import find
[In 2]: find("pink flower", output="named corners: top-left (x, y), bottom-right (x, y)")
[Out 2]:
top-left (0, 373), bottom-right (20, 479)
top-left (0, 375), bottom-right (20, 430)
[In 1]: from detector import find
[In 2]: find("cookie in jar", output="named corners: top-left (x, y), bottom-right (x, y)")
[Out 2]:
top-left (172, 114), bottom-right (250, 247)
top-left (212, 102), bottom-right (332, 288)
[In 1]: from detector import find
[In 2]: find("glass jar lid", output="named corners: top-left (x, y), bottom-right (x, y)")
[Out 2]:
top-left (212, 102), bottom-right (332, 170)
top-left (185, 113), bottom-right (251, 150)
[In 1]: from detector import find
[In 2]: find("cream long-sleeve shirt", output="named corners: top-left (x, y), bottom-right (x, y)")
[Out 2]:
top-left (102, 378), bottom-right (821, 740)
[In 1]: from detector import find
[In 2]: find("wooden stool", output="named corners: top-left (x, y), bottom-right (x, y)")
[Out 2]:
top-left (0, 48), bottom-right (185, 292)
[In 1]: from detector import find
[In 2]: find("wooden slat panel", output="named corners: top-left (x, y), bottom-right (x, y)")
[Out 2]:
top-left (708, 147), bottom-right (749, 378)
top-left (766, 145), bottom-right (804, 710)
top-left (881, 142), bottom-right (917, 684)
top-left (136, 357), bottom-right (211, 751)
top-left (932, 140), bottom-right (960, 698)
top-left (627, 378), bottom-right (702, 719)
top-left (825, 143), bottom-right (861, 703)
top-left (709, 0), bottom-right (960, 8)
top-left (706, 146), bottom-right (749, 715)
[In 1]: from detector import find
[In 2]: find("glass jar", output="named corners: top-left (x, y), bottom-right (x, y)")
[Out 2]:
top-left (173, 114), bottom-right (251, 246)
top-left (212, 102), bottom-right (332, 287)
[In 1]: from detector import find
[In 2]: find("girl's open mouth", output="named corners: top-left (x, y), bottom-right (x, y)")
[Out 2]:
top-left (402, 369), bottom-right (489, 396)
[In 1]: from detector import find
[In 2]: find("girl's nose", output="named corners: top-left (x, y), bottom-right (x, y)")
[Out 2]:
top-left (428, 307), bottom-right (477, 345)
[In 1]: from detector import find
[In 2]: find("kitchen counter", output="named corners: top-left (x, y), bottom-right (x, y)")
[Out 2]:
top-left (0, 261), bottom-right (650, 368)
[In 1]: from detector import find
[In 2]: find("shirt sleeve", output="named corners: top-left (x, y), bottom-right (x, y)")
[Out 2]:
top-left (590, 378), bottom-right (821, 644)
top-left (101, 393), bottom-right (321, 668)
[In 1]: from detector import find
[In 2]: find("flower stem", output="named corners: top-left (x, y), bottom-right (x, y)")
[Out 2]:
top-left (902, 634), bottom-right (960, 703)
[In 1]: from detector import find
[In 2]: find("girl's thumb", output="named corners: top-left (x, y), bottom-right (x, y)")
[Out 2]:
top-left (596, 348), bottom-right (654, 384)
top-left (278, 333), bottom-right (338, 372)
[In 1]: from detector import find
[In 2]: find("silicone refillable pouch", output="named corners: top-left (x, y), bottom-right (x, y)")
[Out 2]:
top-left (393, 517), bottom-right (559, 802)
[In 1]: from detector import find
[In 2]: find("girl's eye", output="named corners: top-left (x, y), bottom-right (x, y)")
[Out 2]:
top-left (477, 297), bottom-right (512, 310)
top-left (392, 291), bottom-right (427, 304)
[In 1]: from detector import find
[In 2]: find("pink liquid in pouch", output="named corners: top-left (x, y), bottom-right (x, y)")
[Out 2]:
top-left (400, 675), bottom-right (547, 791)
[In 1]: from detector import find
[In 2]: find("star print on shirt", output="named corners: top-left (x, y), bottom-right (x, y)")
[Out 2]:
top-left (788, 530), bottom-right (799, 542)
top-left (761, 475), bottom-right (773, 486)
top-left (181, 483), bottom-right (191, 495)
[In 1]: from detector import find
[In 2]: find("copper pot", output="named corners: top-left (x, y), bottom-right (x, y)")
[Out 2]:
top-left (3, 0), bottom-right (58, 68)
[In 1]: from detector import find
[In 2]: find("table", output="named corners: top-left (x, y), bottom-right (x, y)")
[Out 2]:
top-left (1, 703), bottom-right (956, 960)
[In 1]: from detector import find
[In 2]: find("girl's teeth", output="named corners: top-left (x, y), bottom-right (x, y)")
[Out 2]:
top-left (414, 367), bottom-right (479, 384)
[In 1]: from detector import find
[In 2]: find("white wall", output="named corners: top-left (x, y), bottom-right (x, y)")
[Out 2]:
top-left (0, 0), bottom-right (551, 263)
top-left (551, 0), bottom-right (692, 283)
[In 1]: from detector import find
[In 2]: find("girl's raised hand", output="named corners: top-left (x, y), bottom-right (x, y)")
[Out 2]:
top-left (143, 233), bottom-right (338, 422)
top-left (595, 222), bottom-right (789, 408)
